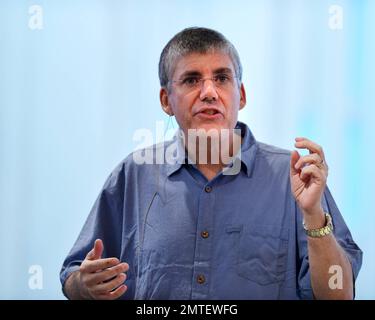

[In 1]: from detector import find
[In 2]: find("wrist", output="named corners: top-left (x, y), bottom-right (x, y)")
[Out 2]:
top-left (303, 212), bottom-right (334, 238)
top-left (301, 203), bottom-right (324, 216)
top-left (302, 207), bottom-right (325, 230)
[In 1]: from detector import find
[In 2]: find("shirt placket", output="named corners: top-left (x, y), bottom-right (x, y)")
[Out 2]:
top-left (191, 183), bottom-right (215, 299)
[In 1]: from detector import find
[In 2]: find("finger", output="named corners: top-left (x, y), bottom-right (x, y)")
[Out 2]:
top-left (108, 284), bottom-right (128, 299)
top-left (300, 164), bottom-right (326, 183)
top-left (92, 273), bottom-right (126, 295)
top-left (294, 153), bottom-right (322, 171)
top-left (86, 262), bottom-right (129, 286)
top-left (86, 239), bottom-right (104, 261)
top-left (98, 284), bottom-right (128, 300)
top-left (294, 137), bottom-right (325, 161)
top-left (290, 150), bottom-right (300, 176)
top-left (81, 257), bottom-right (120, 274)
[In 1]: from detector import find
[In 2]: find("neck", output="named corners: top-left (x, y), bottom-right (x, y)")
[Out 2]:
top-left (184, 129), bottom-right (242, 181)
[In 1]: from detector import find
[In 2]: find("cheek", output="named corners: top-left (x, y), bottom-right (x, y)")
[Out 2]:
top-left (173, 95), bottom-right (195, 116)
top-left (169, 96), bottom-right (193, 126)
top-left (223, 93), bottom-right (241, 113)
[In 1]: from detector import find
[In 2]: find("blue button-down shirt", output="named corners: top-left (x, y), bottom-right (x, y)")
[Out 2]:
top-left (60, 122), bottom-right (362, 299)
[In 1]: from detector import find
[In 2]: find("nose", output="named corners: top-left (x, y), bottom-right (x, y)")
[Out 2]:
top-left (199, 78), bottom-right (219, 102)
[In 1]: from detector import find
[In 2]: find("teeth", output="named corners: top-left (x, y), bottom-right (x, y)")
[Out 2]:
top-left (204, 110), bottom-right (215, 115)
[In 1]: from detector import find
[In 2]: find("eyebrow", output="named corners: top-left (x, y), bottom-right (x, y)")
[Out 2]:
top-left (213, 68), bottom-right (234, 75)
top-left (178, 67), bottom-right (234, 79)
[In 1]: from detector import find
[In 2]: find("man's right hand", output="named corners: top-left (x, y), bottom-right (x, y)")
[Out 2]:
top-left (65, 239), bottom-right (129, 300)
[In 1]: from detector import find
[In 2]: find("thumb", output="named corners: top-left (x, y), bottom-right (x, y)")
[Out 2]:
top-left (290, 150), bottom-right (300, 176)
top-left (86, 239), bottom-right (103, 260)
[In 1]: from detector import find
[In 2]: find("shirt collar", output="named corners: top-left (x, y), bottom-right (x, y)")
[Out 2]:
top-left (236, 121), bottom-right (258, 177)
top-left (165, 121), bottom-right (258, 177)
top-left (164, 129), bottom-right (186, 177)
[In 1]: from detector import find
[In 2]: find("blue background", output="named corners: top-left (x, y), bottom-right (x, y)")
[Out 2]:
top-left (0, 0), bottom-right (374, 299)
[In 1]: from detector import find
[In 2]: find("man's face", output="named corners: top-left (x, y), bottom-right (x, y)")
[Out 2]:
top-left (160, 51), bottom-right (246, 137)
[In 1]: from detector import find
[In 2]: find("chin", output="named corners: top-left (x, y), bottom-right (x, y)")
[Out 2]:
top-left (186, 122), bottom-right (233, 141)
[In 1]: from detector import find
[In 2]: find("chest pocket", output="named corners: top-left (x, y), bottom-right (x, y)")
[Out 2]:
top-left (230, 224), bottom-right (289, 286)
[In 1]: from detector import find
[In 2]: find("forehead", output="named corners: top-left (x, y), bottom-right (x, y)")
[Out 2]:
top-left (172, 51), bottom-right (235, 77)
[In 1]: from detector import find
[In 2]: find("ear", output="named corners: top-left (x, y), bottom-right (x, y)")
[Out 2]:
top-left (160, 87), bottom-right (174, 116)
top-left (239, 83), bottom-right (246, 110)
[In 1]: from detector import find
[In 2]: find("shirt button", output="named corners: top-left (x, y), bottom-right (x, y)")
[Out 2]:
top-left (201, 231), bottom-right (209, 239)
top-left (197, 274), bottom-right (206, 284)
top-left (205, 186), bottom-right (212, 193)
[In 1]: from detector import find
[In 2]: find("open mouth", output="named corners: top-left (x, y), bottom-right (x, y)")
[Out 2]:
top-left (200, 109), bottom-right (219, 115)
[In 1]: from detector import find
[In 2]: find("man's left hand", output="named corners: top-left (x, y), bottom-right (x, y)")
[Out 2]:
top-left (290, 137), bottom-right (329, 216)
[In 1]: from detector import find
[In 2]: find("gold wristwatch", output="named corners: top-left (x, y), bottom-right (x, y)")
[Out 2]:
top-left (303, 213), bottom-right (333, 238)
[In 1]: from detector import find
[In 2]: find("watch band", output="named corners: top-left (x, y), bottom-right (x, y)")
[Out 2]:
top-left (303, 213), bottom-right (333, 238)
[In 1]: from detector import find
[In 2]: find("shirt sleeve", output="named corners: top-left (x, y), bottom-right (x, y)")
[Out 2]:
top-left (59, 162), bottom-right (125, 298)
top-left (296, 186), bottom-right (363, 299)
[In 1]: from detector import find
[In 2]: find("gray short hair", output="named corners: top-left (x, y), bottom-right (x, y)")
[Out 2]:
top-left (158, 27), bottom-right (243, 88)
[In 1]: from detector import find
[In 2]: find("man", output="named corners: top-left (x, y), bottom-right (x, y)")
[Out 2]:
top-left (60, 27), bottom-right (362, 300)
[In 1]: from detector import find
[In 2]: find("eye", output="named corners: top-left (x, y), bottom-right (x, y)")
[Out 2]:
top-left (215, 74), bottom-right (230, 84)
top-left (182, 77), bottom-right (200, 86)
